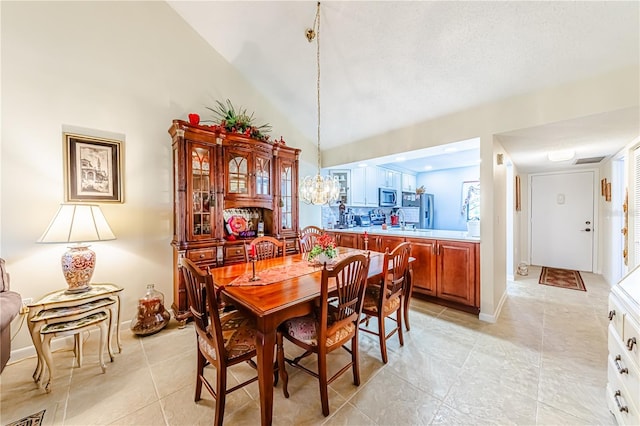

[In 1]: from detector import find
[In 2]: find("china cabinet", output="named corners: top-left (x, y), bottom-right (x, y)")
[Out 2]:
top-left (169, 120), bottom-right (300, 317)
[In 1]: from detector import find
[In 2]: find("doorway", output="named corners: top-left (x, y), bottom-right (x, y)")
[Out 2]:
top-left (530, 171), bottom-right (596, 272)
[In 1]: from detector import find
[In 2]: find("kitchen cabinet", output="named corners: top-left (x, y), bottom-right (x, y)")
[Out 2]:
top-left (368, 234), bottom-right (406, 253)
top-left (406, 237), bottom-right (479, 313)
top-left (169, 120), bottom-right (300, 318)
top-left (404, 238), bottom-right (437, 296)
top-left (329, 170), bottom-right (350, 205)
top-left (402, 173), bottom-right (417, 192)
top-left (325, 231), bottom-right (361, 249)
top-left (378, 168), bottom-right (400, 189)
top-left (350, 166), bottom-right (379, 207)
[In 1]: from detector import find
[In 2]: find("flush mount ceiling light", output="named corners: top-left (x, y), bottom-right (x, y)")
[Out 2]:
top-left (548, 149), bottom-right (575, 162)
top-left (299, 2), bottom-right (340, 205)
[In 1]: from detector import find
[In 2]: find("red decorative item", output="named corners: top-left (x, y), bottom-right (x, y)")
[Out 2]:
top-left (188, 113), bottom-right (200, 125)
top-left (250, 244), bottom-right (257, 258)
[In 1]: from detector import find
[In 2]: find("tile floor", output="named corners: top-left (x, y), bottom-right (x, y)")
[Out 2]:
top-left (1, 266), bottom-right (616, 425)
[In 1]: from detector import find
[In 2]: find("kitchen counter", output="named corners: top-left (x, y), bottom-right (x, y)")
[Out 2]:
top-left (324, 226), bottom-right (480, 242)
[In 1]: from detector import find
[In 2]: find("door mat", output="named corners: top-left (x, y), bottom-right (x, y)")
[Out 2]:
top-left (539, 267), bottom-right (586, 292)
top-left (4, 410), bottom-right (45, 426)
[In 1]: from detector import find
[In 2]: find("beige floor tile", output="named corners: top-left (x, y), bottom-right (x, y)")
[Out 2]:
top-left (322, 402), bottom-right (375, 425)
top-left (108, 401), bottom-right (167, 426)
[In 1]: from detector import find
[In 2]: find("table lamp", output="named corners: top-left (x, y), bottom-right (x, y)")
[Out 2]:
top-left (38, 204), bottom-right (116, 293)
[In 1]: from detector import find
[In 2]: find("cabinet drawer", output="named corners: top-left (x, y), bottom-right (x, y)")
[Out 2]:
top-left (623, 312), bottom-right (640, 368)
top-left (224, 245), bottom-right (247, 263)
top-left (607, 342), bottom-right (640, 413)
top-left (607, 377), bottom-right (640, 425)
top-left (608, 294), bottom-right (625, 339)
top-left (187, 248), bottom-right (216, 262)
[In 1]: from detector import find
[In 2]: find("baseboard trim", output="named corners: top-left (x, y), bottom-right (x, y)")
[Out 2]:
top-left (478, 289), bottom-right (508, 323)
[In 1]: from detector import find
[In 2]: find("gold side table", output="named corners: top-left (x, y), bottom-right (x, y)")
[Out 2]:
top-left (27, 283), bottom-right (123, 392)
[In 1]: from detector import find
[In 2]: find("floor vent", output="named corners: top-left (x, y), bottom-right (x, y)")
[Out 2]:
top-left (574, 156), bottom-right (606, 165)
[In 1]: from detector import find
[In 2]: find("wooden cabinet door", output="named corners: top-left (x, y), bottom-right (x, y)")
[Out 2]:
top-left (436, 240), bottom-right (476, 306)
top-left (378, 235), bottom-right (405, 252)
top-left (405, 238), bottom-right (437, 295)
top-left (225, 146), bottom-right (251, 197)
top-left (338, 233), bottom-right (360, 249)
top-left (188, 142), bottom-right (217, 240)
top-left (253, 151), bottom-right (272, 201)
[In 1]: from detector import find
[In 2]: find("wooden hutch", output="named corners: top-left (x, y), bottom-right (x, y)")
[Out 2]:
top-left (169, 120), bottom-right (300, 318)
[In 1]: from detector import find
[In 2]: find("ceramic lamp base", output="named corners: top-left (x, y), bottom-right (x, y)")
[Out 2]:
top-left (62, 245), bottom-right (95, 293)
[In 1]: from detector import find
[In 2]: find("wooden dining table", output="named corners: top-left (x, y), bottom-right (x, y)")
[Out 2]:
top-left (209, 247), bottom-right (392, 426)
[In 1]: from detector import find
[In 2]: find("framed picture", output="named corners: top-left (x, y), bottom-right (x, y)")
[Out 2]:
top-left (64, 133), bottom-right (123, 202)
top-left (601, 178), bottom-right (607, 196)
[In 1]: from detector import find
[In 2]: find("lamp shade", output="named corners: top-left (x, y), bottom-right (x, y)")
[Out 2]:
top-left (38, 204), bottom-right (116, 243)
top-left (38, 204), bottom-right (115, 293)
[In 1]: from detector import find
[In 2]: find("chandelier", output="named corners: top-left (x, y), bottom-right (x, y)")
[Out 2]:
top-left (299, 2), bottom-right (341, 205)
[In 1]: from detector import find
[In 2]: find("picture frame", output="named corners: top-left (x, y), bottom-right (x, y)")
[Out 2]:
top-left (64, 133), bottom-right (123, 203)
top-left (605, 182), bottom-right (612, 202)
top-left (601, 178), bottom-right (607, 196)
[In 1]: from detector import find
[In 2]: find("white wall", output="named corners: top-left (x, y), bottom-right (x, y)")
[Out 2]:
top-left (1, 1), bottom-right (318, 353)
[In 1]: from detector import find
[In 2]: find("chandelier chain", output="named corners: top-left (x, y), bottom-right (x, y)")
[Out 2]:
top-left (315, 1), bottom-right (321, 171)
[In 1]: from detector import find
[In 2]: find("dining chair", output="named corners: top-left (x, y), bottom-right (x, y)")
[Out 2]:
top-left (297, 232), bottom-right (319, 254)
top-left (359, 242), bottom-right (412, 364)
top-left (276, 253), bottom-right (370, 416)
top-left (245, 236), bottom-right (285, 261)
top-left (300, 225), bottom-right (323, 237)
top-left (180, 257), bottom-right (259, 426)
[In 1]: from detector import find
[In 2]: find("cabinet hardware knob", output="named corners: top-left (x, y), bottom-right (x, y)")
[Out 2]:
top-left (614, 355), bottom-right (628, 374)
top-left (626, 337), bottom-right (636, 351)
top-left (608, 310), bottom-right (616, 321)
top-left (199, 254), bottom-right (205, 259)
top-left (614, 390), bottom-right (629, 413)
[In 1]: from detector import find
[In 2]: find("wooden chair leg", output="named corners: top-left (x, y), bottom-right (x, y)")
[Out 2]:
top-left (351, 334), bottom-right (361, 386)
top-left (378, 315), bottom-right (388, 364)
top-left (403, 296), bottom-right (411, 331)
top-left (194, 349), bottom-right (205, 402)
top-left (214, 367), bottom-right (227, 426)
top-left (397, 309), bottom-right (404, 346)
top-left (318, 350), bottom-right (330, 416)
top-left (276, 332), bottom-right (289, 398)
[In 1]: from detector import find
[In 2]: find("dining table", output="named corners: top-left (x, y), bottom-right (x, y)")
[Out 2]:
top-left (209, 246), bottom-right (407, 426)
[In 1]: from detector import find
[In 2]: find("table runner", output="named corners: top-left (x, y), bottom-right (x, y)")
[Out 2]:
top-left (228, 250), bottom-right (375, 287)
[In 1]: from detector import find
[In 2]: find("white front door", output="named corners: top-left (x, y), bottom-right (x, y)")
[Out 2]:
top-left (530, 171), bottom-right (595, 271)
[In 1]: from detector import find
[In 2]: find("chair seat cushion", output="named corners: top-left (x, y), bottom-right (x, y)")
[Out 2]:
top-left (362, 285), bottom-right (400, 315)
top-left (282, 315), bottom-right (355, 347)
top-left (198, 311), bottom-right (257, 361)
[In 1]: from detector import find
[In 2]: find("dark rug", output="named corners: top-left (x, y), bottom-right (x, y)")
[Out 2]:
top-left (539, 267), bottom-right (586, 291)
top-left (4, 410), bottom-right (45, 426)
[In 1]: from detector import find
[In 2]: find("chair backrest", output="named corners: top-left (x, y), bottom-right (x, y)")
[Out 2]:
top-left (382, 242), bottom-right (412, 300)
top-left (300, 226), bottom-right (323, 237)
top-left (180, 258), bottom-right (225, 358)
top-left (246, 236), bottom-right (285, 261)
top-left (298, 233), bottom-right (319, 254)
top-left (319, 254), bottom-right (370, 342)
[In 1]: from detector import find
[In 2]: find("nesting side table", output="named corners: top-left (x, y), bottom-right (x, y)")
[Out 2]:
top-left (27, 283), bottom-right (123, 392)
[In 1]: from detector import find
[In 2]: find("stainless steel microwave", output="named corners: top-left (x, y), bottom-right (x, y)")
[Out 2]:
top-left (379, 188), bottom-right (397, 207)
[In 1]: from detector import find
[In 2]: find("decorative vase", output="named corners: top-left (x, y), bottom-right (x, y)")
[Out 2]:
top-left (61, 245), bottom-right (95, 293)
top-left (131, 284), bottom-right (171, 336)
top-left (315, 252), bottom-right (335, 265)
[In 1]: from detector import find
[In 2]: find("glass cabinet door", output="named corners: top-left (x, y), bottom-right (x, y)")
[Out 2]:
top-left (227, 152), bottom-right (249, 194)
top-left (280, 164), bottom-right (292, 230)
top-left (255, 155), bottom-right (271, 196)
top-left (190, 145), bottom-right (213, 237)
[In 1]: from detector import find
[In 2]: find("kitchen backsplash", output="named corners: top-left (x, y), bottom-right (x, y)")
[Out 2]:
top-left (321, 206), bottom-right (419, 228)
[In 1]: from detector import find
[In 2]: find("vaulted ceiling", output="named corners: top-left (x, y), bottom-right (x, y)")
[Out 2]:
top-left (168, 1), bottom-right (639, 173)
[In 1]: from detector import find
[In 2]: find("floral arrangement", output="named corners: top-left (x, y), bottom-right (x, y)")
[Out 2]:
top-left (308, 233), bottom-right (337, 261)
top-left (204, 99), bottom-right (272, 142)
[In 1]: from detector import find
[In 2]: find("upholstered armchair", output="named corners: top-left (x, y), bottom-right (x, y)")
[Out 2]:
top-left (1, 258), bottom-right (22, 373)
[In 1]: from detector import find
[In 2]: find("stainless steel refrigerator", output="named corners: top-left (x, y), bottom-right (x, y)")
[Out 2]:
top-left (419, 193), bottom-right (434, 229)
